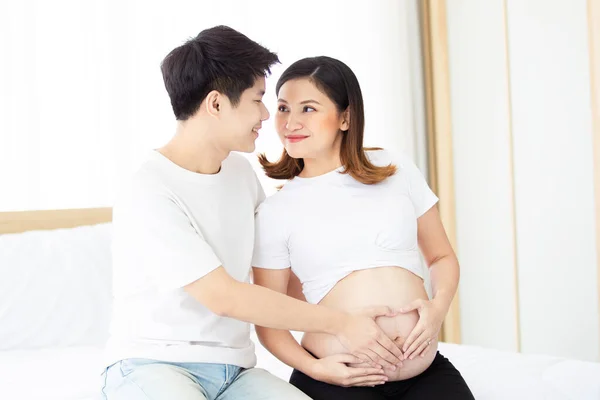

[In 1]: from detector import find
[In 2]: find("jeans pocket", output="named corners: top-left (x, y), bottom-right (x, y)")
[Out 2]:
top-left (119, 358), bottom-right (157, 377)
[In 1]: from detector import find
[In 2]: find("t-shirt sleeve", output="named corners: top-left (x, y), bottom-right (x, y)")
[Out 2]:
top-left (130, 188), bottom-right (222, 292)
top-left (397, 152), bottom-right (439, 217)
top-left (251, 202), bottom-right (290, 270)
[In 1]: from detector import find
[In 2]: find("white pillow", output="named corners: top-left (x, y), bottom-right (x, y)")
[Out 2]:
top-left (0, 223), bottom-right (113, 350)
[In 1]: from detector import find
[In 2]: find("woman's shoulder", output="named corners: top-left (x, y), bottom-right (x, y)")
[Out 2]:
top-left (365, 148), bottom-right (411, 168)
top-left (255, 184), bottom-right (295, 218)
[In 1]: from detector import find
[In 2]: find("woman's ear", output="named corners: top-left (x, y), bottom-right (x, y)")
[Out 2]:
top-left (340, 108), bottom-right (350, 132)
top-left (205, 90), bottom-right (221, 117)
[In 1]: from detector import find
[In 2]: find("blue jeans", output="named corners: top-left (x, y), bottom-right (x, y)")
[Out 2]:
top-left (100, 358), bottom-right (310, 400)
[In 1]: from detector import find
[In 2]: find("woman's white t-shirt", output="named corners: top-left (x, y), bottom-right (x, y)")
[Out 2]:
top-left (252, 149), bottom-right (438, 304)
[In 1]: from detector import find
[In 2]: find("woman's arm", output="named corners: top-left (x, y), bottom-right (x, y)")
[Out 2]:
top-left (252, 268), bottom-right (317, 374)
top-left (418, 205), bottom-right (459, 317)
top-left (287, 271), bottom-right (306, 302)
top-left (253, 267), bottom-right (390, 387)
top-left (399, 205), bottom-right (460, 359)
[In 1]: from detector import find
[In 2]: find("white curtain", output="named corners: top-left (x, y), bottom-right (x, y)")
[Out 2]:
top-left (0, 0), bottom-right (426, 210)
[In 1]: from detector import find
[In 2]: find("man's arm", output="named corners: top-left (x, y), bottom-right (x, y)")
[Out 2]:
top-left (253, 267), bottom-right (391, 387)
top-left (184, 266), bottom-right (404, 367)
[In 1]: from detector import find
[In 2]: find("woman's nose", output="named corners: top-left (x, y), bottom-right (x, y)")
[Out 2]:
top-left (286, 115), bottom-right (303, 131)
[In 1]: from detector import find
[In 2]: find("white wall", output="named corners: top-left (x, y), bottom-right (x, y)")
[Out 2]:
top-left (507, 0), bottom-right (598, 361)
top-left (0, 0), bottom-right (426, 209)
top-left (447, 0), bottom-right (599, 361)
top-left (446, 0), bottom-right (520, 353)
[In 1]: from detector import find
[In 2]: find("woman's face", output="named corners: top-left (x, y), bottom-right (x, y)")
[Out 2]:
top-left (275, 78), bottom-right (349, 160)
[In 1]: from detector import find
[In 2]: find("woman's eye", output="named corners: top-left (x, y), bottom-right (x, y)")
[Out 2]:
top-left (304, 106), bottom-right (315, 112)
top-left (277, 105), bottom-right (288, 112)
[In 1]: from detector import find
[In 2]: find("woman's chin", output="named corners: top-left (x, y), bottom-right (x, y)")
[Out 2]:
top-left (284, 148), bottom-right (305, 159)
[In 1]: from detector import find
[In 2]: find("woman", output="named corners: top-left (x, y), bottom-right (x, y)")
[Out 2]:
top-left (252, 56), bottom-right (474, 399)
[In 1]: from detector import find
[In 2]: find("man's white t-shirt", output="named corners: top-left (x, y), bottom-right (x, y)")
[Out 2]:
top-left (104, 150), bottom-right (265, 368)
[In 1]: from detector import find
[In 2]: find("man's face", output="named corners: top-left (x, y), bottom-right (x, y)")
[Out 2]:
top-left (219, 77), bottom-right (269, 153)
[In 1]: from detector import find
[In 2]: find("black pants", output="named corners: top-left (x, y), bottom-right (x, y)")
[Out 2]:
top-left (290, 352), bottom-right (475, 400)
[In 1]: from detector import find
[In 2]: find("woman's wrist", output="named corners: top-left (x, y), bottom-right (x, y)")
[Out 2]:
top-left (431, 290), bottom-right (453, 314)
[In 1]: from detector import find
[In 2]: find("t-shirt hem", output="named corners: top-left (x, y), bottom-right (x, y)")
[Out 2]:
top-left (416, 195), bottom-right (439, 218)
top-left (103, 342), bottom-right (257, 371)
top-left (251, 261), bottom-right (291, 270)
top-left (157, 260), bottom-right (223, 292)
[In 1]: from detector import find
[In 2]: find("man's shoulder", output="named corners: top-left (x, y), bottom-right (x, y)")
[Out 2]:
top-left (114, 162), bottom-right (174, 213)
top-left (129, 161), bottom-right (171, 196)
top-left (224, 152), bottom-right (256, 174)
top-left (224, 152), bottom-right (264, 195)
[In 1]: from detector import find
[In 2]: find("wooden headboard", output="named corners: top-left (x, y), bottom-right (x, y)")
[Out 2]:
top-left (0, 208), bottom-right (112, 235)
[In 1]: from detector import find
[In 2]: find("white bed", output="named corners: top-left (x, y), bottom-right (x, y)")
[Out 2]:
top-left (1, 337), bottom-right (599, 400)
top-left (0, 209), bottom-right (598, 400)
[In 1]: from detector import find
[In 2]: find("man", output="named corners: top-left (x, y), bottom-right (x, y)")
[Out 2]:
top-left (101, 25), bottom-right (403, 400)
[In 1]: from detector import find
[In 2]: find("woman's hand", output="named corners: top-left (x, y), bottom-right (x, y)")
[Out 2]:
top-left (308, 354), bottom-right (389, 387)
top-left (335, 306), bottom-right (404, 369)
top-left (398, 298), bottom-right (445, 359)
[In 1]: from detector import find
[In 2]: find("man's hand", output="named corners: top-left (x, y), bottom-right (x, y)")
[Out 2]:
top-left (309, 354), bottom-right (389, 387)
top-left (335, 306), bottom-right (405, 369)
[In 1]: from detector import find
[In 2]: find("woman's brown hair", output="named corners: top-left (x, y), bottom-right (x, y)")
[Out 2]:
top-left (258, 56), bottom-right (396, 185)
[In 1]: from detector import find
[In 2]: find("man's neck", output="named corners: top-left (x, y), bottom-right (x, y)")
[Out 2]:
top-left (158, 121), bottom-right (229, 175)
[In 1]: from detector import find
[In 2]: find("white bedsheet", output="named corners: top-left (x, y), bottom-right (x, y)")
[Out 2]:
top-left (0, 223), bottom-right (113, 351)
top-left (436, 342), bottom-right (600, 399)
top-left (0, 346), bottom-right (103, 400)
top-left (1, 334), bottom-right (599, 400)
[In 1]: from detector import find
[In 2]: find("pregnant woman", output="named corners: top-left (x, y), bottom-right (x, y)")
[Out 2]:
top-left (252, 56), bottom-right (474, 399)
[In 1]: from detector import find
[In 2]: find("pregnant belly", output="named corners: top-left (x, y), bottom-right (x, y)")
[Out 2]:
top-left (301, 266), bottom-right (438, 381)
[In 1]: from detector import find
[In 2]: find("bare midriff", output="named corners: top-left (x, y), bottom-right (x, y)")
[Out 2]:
top-left (301, 266), bottom-right (437, 381)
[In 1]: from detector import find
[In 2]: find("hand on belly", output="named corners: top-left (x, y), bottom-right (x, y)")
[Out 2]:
top-left (375, 311), bottom-right (418, 345)
top-left (302, 311), bottom-right (438, 381)
top-left (300, 266), bottom-right (439, 381)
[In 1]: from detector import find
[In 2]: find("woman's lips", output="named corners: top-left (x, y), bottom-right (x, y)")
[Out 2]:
top-left (286, 135), bottom-right (308, 143)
